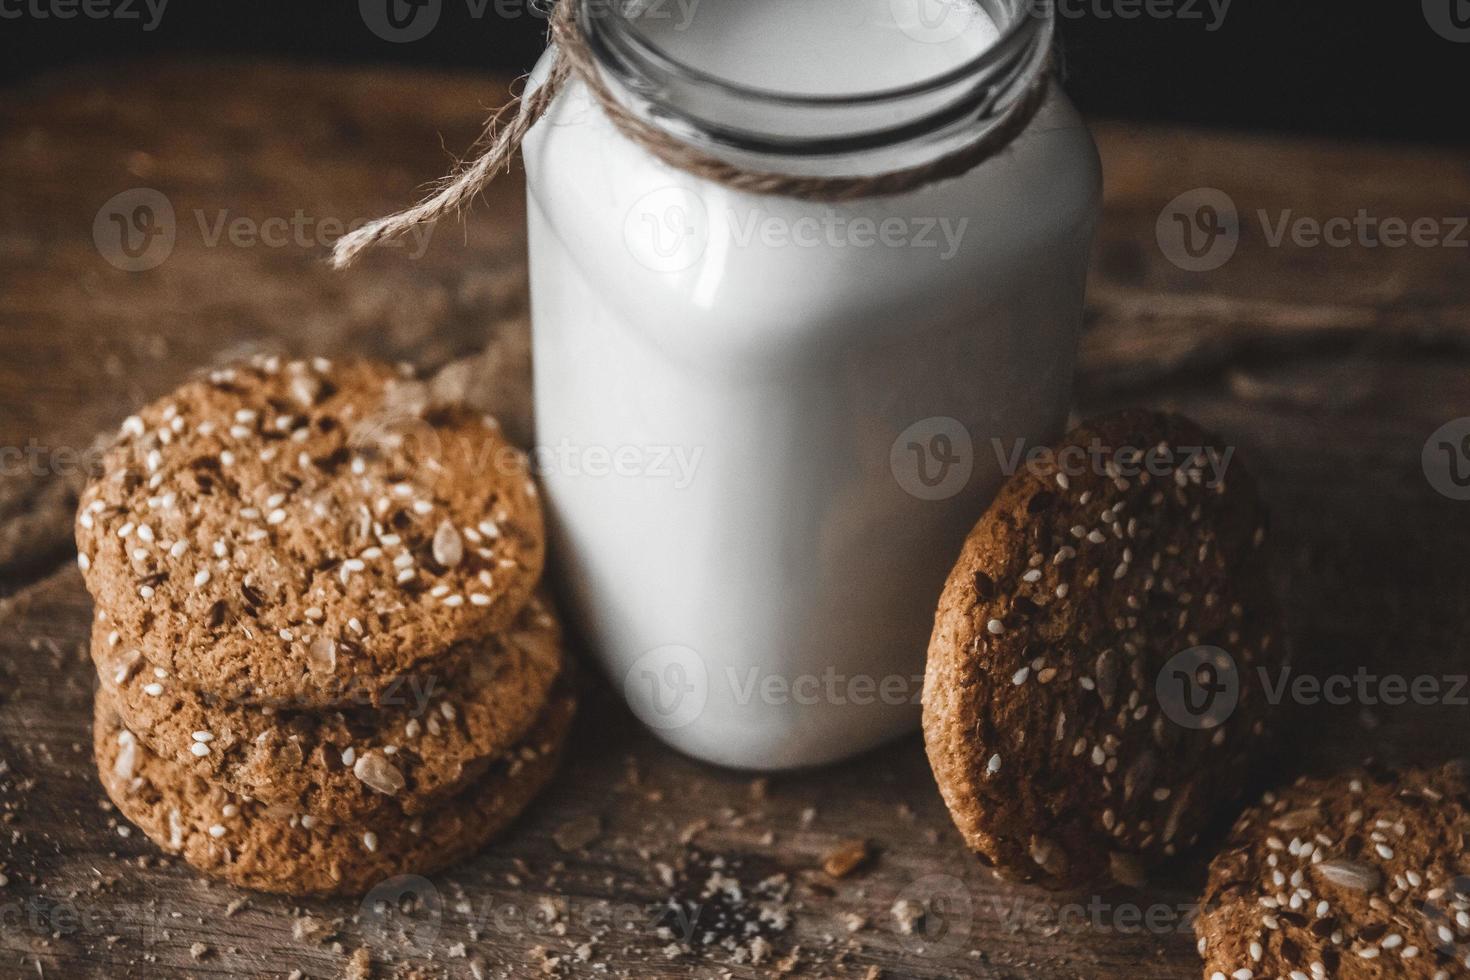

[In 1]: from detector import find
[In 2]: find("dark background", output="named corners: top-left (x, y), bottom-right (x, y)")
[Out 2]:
top-left (1, 0), bottom-right (1467, 145)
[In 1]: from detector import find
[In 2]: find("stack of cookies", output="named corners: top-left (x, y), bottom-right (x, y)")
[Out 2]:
top-left (76, 356), bottom-right (574, 896)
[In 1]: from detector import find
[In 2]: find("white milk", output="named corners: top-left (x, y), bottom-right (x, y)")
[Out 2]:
top-left (523, 0), bottom-right (1101, 769)
top-left (629, 0), bottom-right (998, 96)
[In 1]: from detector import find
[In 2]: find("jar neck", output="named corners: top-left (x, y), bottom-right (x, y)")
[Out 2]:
top-left (577, 0), bottom-right (1055, 177)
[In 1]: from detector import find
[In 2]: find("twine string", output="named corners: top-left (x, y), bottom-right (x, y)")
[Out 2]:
top-left (332, 0), bottom-right (1051, 269)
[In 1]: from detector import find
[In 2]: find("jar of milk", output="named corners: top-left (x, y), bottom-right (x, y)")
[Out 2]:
top-left (522, 0), bottom-right (1101, 769)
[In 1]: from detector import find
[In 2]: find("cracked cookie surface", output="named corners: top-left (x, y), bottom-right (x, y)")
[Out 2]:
top-left (76, 355), bottom-right (545, 707)
top-left (1197, 761), bottom-right (1470, 979)
top-left (923, 410), bottom-right (1284, 887)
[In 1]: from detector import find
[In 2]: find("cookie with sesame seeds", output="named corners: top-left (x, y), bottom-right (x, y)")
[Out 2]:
top-left (94, 592), bottom-right (564, 823)
top-left (922, 409), bottom-right (1284, 888)
top-left (75, 355), bottom-right (545, 708)
top-left (1196, 761), bottom-right (1470, 980)
top-left (95, 683), bottom-right (576, 897)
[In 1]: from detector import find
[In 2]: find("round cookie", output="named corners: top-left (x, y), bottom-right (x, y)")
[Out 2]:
top-left (922, 409), bottom-right (1284, 887)
top-left (94, 594), bottom-right (563, 822)
top-left (1197, 762), bottom-right (1470, 979)
top-left (76, 355), bottom-right (545, 708)
top-left (95, 685), bottom-right (576, 897)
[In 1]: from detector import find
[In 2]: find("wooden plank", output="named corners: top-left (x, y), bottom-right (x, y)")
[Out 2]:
top-left (2, 60), bottom-right (1468, 978)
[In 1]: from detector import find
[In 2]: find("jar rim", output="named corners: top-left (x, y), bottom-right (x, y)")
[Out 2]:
top-left (577, 0), bottom-right (1056, 161)
top-left (586, 0), bottom-right (1043, 106)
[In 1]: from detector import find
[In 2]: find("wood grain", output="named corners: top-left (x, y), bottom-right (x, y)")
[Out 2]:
top-left (1, 60), bottom-right (1468, 979)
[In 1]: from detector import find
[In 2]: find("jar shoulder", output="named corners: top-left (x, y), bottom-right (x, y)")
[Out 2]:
top-left (523, 74), bottom-right (1100, 360)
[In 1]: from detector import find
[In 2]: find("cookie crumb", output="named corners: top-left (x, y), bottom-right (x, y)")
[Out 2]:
top-left (344, 947), bottom-right (372, 980)
top-left (821, 839), bottom-right (872, 879)
top-left (552, 814), bottom-right (601, 852)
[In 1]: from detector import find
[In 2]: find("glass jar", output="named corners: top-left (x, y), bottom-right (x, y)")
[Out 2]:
top-left (522, 0), bottom-right (1101, 769)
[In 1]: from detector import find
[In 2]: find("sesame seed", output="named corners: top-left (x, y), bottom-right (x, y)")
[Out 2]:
top-left (193, 569), bottom-right (211, 587)
top-left (208, 824), bottom-right (227, 838)
top-left (986, 754), bottom-right (1002, 774)
top-left (143, 683), bottom-right (163, 696)
top-left (189, 742), bottom-right (210, 758)
top-left (362, 832), bottom-right (378, 853)
top-left (986, 619), bottom-right (1005, 635)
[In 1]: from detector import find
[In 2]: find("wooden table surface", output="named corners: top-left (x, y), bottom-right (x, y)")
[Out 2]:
top-left (2, 60), bottom-right (1468, 979)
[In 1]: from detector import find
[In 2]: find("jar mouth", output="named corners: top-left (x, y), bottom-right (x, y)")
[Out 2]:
top-left (578, 0), bottom-right (1055, 162)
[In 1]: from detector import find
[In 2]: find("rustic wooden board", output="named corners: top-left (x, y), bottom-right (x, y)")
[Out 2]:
top-left (2, 60), bottom-right (1468, 979)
